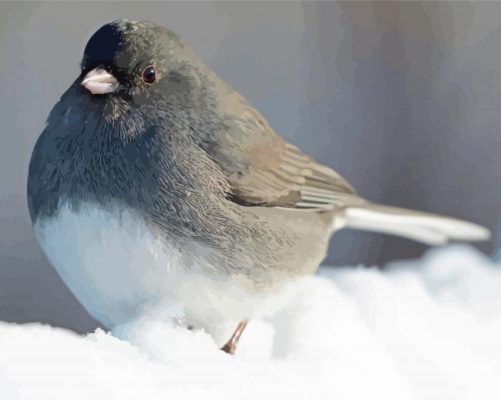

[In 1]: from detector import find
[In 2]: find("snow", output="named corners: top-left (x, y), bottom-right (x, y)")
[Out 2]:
top-left (1, 245), bottom-right (500, 400)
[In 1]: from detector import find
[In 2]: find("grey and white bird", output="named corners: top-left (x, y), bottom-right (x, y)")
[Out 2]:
top-left (28, 20), bottom-right (490, 354)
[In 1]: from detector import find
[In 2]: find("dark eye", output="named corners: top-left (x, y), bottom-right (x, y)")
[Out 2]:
top-left (141, 65), bottom-right (156, 84)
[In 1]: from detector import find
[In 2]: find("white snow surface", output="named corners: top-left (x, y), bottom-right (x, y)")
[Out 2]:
top-left (1, 245), bottom-right (500, 400)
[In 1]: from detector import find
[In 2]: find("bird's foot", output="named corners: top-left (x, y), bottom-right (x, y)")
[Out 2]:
top-left (220, 341), bottom-right (237, 355)
top-left (220, 320), bottom-right (248, 355)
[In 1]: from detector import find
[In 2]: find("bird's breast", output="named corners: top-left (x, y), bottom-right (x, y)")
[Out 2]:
top-left (33, 202), bottom-right (182, 327)
top-left (33, 202), bottom-right (272, 332)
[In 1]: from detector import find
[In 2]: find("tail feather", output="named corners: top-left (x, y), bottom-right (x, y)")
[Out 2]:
top-left (335, 203), bottom-right (490, 246)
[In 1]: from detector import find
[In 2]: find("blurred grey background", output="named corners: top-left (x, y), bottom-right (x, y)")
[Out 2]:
top-left (0, 1), bottom-right (499, 333)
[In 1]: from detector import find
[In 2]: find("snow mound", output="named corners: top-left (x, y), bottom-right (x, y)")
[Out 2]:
top-left (1, 245), bottom-right (500, 400)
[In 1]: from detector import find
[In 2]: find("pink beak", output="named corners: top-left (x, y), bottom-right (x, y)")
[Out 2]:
top-left (81, 67), bottom-right (119, 95)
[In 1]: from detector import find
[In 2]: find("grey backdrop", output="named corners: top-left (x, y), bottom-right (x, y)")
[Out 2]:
top-left (1, 1), bottom-right (499, 333)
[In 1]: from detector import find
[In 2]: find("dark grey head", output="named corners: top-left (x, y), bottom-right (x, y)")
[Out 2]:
top-left (81, 20), bottom-right (181, 96)
top-left (75, 20), bottom-right (204, 129)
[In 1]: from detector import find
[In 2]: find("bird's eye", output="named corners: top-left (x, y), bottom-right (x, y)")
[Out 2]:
top-left (141, 65), bottom-right (156, 84)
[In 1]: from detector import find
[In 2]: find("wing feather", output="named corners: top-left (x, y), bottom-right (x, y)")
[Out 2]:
top-left (203, 88), bottom-right (359, 210)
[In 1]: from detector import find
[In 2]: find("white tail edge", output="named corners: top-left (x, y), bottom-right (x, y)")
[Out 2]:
top-left (334, 204), bottom-right (490, 246)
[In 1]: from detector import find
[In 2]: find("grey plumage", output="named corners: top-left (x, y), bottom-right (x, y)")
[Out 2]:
top-left (28, 20), bottom-right (489, 333)
top-left (28, 20), bottom-right (335, 288)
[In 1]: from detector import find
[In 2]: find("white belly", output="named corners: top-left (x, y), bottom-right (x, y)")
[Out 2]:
top-left (33, 202), bottom-right (278, 337)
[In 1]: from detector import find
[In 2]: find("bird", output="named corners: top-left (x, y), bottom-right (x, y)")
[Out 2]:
top-left (27, 20), bottom-right (490, 355)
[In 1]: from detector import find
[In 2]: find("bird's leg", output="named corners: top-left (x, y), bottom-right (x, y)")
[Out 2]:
top-left (221, 320), bottom-right (248, 355)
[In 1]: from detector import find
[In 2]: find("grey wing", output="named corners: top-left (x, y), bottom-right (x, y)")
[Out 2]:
top-left (205, 91), bottom-right (362, 211)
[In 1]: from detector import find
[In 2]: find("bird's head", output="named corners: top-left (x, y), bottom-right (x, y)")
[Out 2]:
top-left (80, 20), bottom-right (185, 98)
top-left (49, 20), bottom-right (217, 141)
